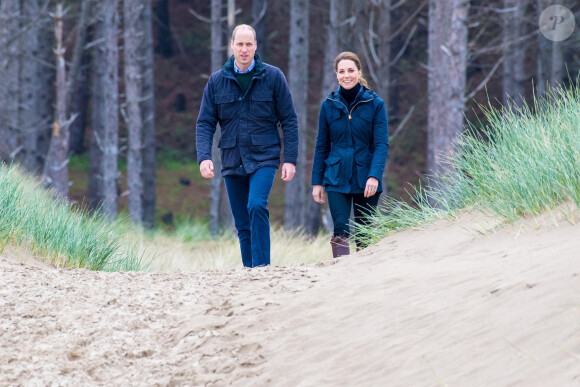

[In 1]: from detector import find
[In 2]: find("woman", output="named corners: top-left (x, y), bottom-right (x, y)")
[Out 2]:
top-left (311, 51), bottom-right (389, 258)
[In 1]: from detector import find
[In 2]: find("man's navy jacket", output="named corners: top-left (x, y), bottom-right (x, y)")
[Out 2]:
top-left (196, 55), bottom-right (299, 175)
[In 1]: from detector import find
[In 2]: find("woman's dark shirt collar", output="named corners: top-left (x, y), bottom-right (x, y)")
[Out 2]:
top-left (339, 83), bottom-right (362, 106)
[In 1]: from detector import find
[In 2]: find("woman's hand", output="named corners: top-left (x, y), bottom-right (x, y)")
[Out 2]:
top-left (364, 177), bottom-right (379, 198)
top-left (312, 185), bottom-right (326, 204)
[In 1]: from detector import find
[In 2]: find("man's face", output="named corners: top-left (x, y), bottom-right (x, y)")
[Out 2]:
top-left (231, 28), bottom-right (257, 70)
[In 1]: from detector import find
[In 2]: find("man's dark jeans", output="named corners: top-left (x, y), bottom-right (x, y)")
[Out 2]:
top-left (224, 167), bottom-right (276, 267)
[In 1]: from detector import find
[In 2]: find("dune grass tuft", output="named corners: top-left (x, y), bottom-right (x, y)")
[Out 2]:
top-left (356, 81), bottom-right (580, 245)
top-left (0, 164), bottom-right (149, 271)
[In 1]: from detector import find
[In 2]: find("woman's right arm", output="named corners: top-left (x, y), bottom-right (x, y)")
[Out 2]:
top-left (311, 102), bottom-right (331, 187)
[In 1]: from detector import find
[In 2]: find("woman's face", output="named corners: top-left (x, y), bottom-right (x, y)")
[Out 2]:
top-left (336, 59), bottom-right (361, 90)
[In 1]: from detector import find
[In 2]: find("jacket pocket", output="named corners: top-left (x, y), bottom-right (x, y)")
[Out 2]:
top-left (218, 136), bottom-right (237, 149)
top-left (355, 153), bottom-right (372, 189)
top-left (215, 93), bottom-right (236, 119)
top-left (353, 104), bottom-right (373, 123)
top-left (323, 155), bottom-right (343, 186)
top-left (251, 91), bottom-right (275, 118)
top-left (218, 136), bottom-right (239, 168)
top-left (250, 134), bottom-right (281, 162)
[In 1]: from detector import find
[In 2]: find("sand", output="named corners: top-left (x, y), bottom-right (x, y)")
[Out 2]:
top-left (1, 209), bottom-right (579, 386)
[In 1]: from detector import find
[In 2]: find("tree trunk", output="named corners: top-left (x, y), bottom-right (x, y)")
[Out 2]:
top-left (208, 0), bottom-right (225, 236)
top-left (536, 0), bottom-right (550, 96)
top-left (336, 0), bottom-right (351, 52)
top-left (211, 0), bottom-right (224, 70)
top-left (535, 0), bottom-right (564, 95)
top-left (141, 0), bottom-right (157, 228)
top-left (36, 13), bottom-right (55, 171)
top-left (123, 0), bottom-right (144, 224)
top-left (68, 44), bottom-right (91, 155)
top-left (101, 0), bottom-right (120, 219)
top-left (538, 0), bottom-right (563, 88)
top-left (154, 0), bottom-right (173, 58)
top-left (20, 0), bottom-right (50, 173)
top-left (68, 0), bottom-right (91, 155)
top-left (316, 0), bottom-right (341, 234)
top-left (341, 1), bottom-right (363, 51)
top-left (88, 13), bottom-right (105, 211)
top-left (376, 0), bottom-right (391, 106)
top-left (206, 0), bottom-right (234, 236)
top-left (550, 40), bottom-right (563, 86)
top-left (502, 0), bottom-right (525, 107)
top-left (0, 0), bottom-right (20, 161)
top-left (285, 0), bottom-right (309, 230)
top-left (427, 0), bottom-right (469, 190)
top-left (226, 0), bottom-right (235, 55)
top-left (220, 0), bottom-right (235, 233)
top-left (374, 0), bottom-right (392, 197)
top-left (20, 0), bottom-right (39, 171)
top-left (252, 0), bottom-right (266, 58)
top-left (90, 0), bottom-right (120, 218)
top-left (43, 3), bottom-right (70, 197)
top-left (322, 0), bottom-right (338, 96)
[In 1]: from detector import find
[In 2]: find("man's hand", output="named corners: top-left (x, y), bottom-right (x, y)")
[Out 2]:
top-left (200, 160), bottom-right (215, 178)
top-left (312, 185), bottom-right (325, 204)
top-left (281, 163), bottom-right (296, 181)
top-left (364, 177), bottom-right (379, 197)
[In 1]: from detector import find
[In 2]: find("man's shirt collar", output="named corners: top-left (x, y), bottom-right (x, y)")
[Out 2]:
top-left (234, 59), bottom-right (255, 74)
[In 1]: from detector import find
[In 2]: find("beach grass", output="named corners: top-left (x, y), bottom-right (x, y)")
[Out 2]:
top-left (0, 164), bottom-right (331, 271)
top-left (356, 80), bottom-right (580, 245)
top-left (0, 164), bottom-right (149, 271)
top-left (145, 222), bottom-right (332, 271)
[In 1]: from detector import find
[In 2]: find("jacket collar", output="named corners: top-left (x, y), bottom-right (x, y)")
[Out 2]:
top-left (328, 84), bottom-right (374, 106)
top-left (221, 54), bottom-right (266, 78)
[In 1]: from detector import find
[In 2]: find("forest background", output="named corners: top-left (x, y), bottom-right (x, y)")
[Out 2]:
top-left (0, 0), bottom-right (578, 236)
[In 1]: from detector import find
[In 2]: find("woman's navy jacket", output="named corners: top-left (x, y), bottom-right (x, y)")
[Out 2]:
top-left (311, 85), bottom-right (389, 193)
top-left (196, 55), bottom-right (299, 175)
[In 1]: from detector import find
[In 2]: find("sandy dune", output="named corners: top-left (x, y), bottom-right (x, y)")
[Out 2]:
top-left (1, 210), bottom-right (579, 386)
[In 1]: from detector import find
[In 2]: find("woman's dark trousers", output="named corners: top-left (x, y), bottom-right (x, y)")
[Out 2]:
top-left (327, 191), bottom-right (381, 252)
top-left (224, 167), bottom-right (276, 267)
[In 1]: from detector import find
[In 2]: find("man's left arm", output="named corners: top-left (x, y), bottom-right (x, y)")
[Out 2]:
top-left (273, 69), bottom-right (299, 175)
top-left (196, 79), bottom-right (219, 164)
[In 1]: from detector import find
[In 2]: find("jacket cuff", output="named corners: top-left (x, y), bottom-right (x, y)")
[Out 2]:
top-left (368, 172), bottom-right (382, 181)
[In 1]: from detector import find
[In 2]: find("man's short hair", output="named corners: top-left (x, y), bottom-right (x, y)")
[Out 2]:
top-left (231, 24), bottom-right (256, 42)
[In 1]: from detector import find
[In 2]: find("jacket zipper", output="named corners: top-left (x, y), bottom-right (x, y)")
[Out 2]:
top-left (327, 97), bottom-right (374, 119)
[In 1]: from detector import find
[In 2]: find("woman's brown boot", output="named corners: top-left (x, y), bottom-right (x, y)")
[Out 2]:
top-left (330, 235), bottom-right (350, 258)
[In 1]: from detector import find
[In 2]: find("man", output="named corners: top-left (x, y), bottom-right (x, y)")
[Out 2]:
top-left (196, 24), bottom-right (299, 268)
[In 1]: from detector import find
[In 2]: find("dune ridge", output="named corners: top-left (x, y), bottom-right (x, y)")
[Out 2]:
top-left (1, 208), bottom-right (579, 386)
